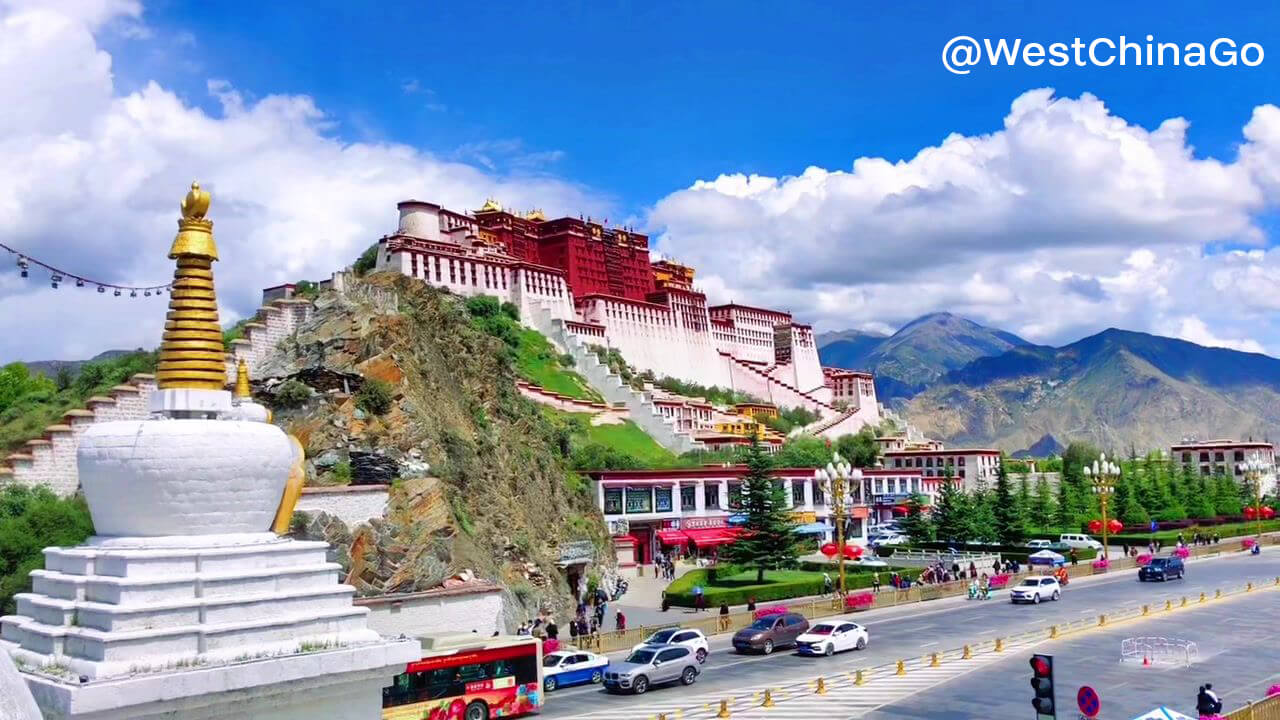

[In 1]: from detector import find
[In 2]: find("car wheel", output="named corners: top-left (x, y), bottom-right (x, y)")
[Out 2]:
top-left (1179, 571), bottom-right (1185, 580)
top-left (464, 701), bottom-right (488, 720)
top-left (824, 643), bottom-right (834, 657)
top-left (544, 676), bottom-right (557, 692)
top-left (1032, 593), bottom-right (1041, 604)
top-left (763, 640), bottom-right (774, 655)
top-left (856, 637), bottom-right (867, 650)
top-left (681, 667), bottom-right (698, 686)
top-left (632, 675), bottom-right (649, 695)
top-left (696, 648), bottom-right (707, 664)
top-left (1052, 590), bottom-right (1060, 601)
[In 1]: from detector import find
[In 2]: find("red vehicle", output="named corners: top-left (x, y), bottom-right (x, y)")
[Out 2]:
top-left (382, 633), bottom-right (543, 720)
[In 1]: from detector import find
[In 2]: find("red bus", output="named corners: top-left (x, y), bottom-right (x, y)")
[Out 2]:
top-left (382, 633), bottom-right (544, 720)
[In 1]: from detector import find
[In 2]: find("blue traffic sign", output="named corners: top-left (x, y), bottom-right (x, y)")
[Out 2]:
top-left (1078, 685), bottom-right (1100, 718)
top-left (1150, 520), bottom-right (1158, 532)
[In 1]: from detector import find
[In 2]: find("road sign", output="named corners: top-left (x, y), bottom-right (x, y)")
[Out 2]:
top-left (1150, 520), bottom-right (1158, 532)
top-left (1077, 686), bottom-right (1100, 718)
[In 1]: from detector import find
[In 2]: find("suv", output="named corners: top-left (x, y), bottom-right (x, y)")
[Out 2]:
top-left (732, 612), bottom-right (810, 654)
top-left (1139, 556), bottom-right (1185, 582)
top-left (631, 628), bottom-right (709, 663)
top-left (1059, 533), bottom-right (1104, 551)
top-left (1010, 576), bottom-right (1061, 604)
top-left (603, 644), bottom-right (699, 695)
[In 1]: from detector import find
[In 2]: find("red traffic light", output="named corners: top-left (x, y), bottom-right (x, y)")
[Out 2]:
top-left (1031, 656), bottom-right (1051, 676)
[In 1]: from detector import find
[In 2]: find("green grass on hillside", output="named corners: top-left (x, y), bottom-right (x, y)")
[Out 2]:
top-left (544, 408), bottom-right (676, 468)
top-left (513, 329), bottom-right (601, 402)
top-left (581, 416), bottom-right (676, 466)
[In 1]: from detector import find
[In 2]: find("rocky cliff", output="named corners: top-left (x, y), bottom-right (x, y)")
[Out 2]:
top-left (255, 274), bottom-right (612, 623)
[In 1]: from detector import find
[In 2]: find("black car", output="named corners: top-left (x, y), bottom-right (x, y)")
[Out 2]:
top-left (1138, 556), bottom-right (1185, 582)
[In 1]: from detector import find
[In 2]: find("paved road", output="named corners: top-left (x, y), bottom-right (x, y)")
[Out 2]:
top-left (542, 549), bottom-right (1280, 719)
top-left (867, 575), bottom-right (1280, 719)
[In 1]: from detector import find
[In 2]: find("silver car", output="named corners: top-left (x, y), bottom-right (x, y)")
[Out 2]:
top-left (602, 644), bottom-right (700, 695)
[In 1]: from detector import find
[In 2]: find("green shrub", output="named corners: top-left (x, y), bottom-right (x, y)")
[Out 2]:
top-left (0, 486), bottom-right (94, 614)
top-left (559, 353), bottom-right (576, 368)
top-left (330, 462), bottom-right (352, 485)
top-left (356, 379), bottom-right (394, 416)
top-left (665, 567), bottom-right (920, 607)
top-left (353, 244), bottom-right (378, 275)
top-left (273, 379), bottom-right (312, 409)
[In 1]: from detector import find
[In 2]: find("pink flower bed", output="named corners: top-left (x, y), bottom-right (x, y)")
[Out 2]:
top-left (1136, 554), bottom-right (1152, 566)
top-left (989, 574), bottom-right (1010, 588)
top-left (1174, 547), bottom-right (1190, 558)
top-left (1268, 683), bottom-right (1280, 697)
top-left (754, 606), bottom-right (787, 619)
top-left (1243, 538), bottom-right (1257, 549)
top-left (844, 593), bottom-right (875, 610)
top-left (1091, 558), bottom-right (1110, 570)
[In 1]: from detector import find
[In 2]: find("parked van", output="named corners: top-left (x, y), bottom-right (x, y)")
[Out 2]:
top-left (1058, 533), bottom-right (1103, 551)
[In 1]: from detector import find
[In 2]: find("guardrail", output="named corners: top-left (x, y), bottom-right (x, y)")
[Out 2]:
top-left (642, 576), bottom-right (1280, 719)
top-left (582, 536), bottom-right (1275, 655)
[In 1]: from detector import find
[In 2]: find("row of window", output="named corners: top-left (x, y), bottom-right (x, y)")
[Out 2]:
top-left (600, 477), bottom-right (928, 516)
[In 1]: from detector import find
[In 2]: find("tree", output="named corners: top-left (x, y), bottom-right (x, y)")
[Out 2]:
top-left (932, 474), bottom-right (973, 545)
top-left (353, 243), bottom-right (378, 275)
top-left (970, 480), bottom-right (998, 544)
top-left (897, 492), bottom-right (934, 543)
top-left (1, 486), bottom-right (94, 614)
top-left (1015, 476), bottom-right (1033, 533)
top-left (1212, 473), bottom-right (1243, 515)
top-left (720, 437), bottom-right (802, 582)
top-left (1054, 473), bottom-right (1074, 530)
top-left (833, 427), bottom-right (880, 469)
top-left (1119, 492), bottom-right (1150, 527)
top-left (772, 436), bottom-right (833, 469)
top-left (1032, 475), bottom-right (1056, 532)
top-left (992, 460), bottom-right (1026, 545)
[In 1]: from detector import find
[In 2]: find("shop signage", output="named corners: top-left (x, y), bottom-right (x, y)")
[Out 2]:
top-left (683, 516), bottom-right (727, 530)
top-left (874, 494), bottom-right (910, 505)
top-left (790, 511), bottom-right (817, 524)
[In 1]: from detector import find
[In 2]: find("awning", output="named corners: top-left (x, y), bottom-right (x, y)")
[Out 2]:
top-left (793, 522), bottom-right (830, 535)
top-left (656, 529), bottom-right (690, 545)
top-left (685, 527), bottom-right (745, 547)
top-left (1129, 707), bottom-right (1195, 720)
top-left (891, 505), bottom-right (909, 514)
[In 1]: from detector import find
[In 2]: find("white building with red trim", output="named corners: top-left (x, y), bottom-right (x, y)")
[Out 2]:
top-left (881, 447), bottom-right (1003, 489)
top-left (1170, 439), bottom-right (1276, 480)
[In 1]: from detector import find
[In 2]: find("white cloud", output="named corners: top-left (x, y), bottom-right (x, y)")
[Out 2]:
top-left (0, 3), bottom-right (606, 361)
top-left (1162, 316), bottom-right (1267, 355)
top-left (651, 90), bottom-right (1280, 355)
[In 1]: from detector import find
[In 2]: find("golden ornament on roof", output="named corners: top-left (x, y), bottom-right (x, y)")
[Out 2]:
top-left (234, 359), bottom-right (252, 399)
top-left (478, 198), bottom-right (503, 213)
top-left (155, 181), bottom-right (227, 391)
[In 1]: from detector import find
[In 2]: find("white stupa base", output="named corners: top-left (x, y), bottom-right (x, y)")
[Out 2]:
top-left (20, 640), bottom-right (419, 720)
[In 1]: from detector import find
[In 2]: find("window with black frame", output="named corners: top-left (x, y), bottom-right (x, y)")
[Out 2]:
top-left (603, 488), bottom-right (623, 514)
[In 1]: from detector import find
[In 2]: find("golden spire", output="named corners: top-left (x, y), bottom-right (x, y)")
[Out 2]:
top-left (477, 198), bottom-right (502, 213)
top-left (234, 359), bottom-right (251, 399)
top-left (155, 182), bottom-right (227, 391)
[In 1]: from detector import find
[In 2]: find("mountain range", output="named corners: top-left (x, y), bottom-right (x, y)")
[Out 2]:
top-left (819, 316), bottom-right (1280, 454)
top-left (17, 350), bottom-right (139, 378)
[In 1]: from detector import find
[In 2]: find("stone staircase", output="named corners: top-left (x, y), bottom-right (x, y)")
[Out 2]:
top-left (527, 304), bottom-right (704, 454)
top-left (720, 351), bottom-right (837, 417)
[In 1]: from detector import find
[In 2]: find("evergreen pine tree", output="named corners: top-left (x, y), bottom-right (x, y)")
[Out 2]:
top-left (719, 436), bottom-right (802, 582)
top-left (1054, 474), bottom-right (1074, 530)
top-left (1212, 473), bottom-right (1243, 515)
top-left (970, 474), bottom-right (997, 544)
top-left (933, 476), bottom-right (971, 545)
top-left (1015, 476), bottom-right (1033, 534)
top-left (897, 492), bottom-right (934, 543)
top-left (992, 460), bottom-right (1025, 545)
top-left (1033, 475), bottom-right (1056, 532)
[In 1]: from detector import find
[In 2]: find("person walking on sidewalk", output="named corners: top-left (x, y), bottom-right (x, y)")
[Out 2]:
top-left (615, 610), bottom-right (626, 631)
top-left (872, 571), bottom-right (881, 593)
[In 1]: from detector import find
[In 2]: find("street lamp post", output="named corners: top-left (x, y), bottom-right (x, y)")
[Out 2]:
top-left (815, 453), bottom-right (863, 604)
top-left (1083, 453), bottom-right (1120, 563)
top-left (1237, 452), bottom-right (1269, 539)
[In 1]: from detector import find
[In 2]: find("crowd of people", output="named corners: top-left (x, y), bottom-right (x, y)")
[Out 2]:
top-left (515, 585), bottom-right (629, 652)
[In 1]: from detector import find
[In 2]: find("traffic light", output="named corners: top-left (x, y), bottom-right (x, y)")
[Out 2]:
top-left (1030, 653), bottom-right (1055, 718)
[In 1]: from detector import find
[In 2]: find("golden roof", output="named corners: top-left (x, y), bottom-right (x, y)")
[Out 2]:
top-left (525, 208), bottom-right (546, 221)
top-left (477, 198), bottom-right (503, 213)
top-left (155, 181), bottom-right (227, 391)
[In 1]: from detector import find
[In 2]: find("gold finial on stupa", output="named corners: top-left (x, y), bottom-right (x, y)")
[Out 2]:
top-left (234, 359), bottom-right (251, 399)
top-left (477, 198), bottom-right (502, 213)
top-left (155, 181), bottom-right (227, 391)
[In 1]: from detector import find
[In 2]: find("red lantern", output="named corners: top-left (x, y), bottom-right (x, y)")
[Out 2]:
top-left (1263, 506), bottom-right (1276, 519)
top-left (841, 544), bottom-right (861, 559)
top-left (820, 543), bottom-right (838, 557)
top-left (1108, 518), bottom-right (1124, 534)
top-left (1087, 519), bottom-right (1103, 534)
top-left (1245, 507), bottom-right (1258, 520)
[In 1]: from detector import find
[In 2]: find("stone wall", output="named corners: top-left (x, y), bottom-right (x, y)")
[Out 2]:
top-left (225, 298), bottom-right (316, 382)
top-left (296, 485), bottom-right (389, 529)
top-left (354, 582), bottom-right (506, 637)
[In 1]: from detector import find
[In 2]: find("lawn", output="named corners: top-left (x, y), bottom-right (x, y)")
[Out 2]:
top-left (664, 566), bottom-right (917, 607)
top-left (582, 417), bottom-right (676, 466)
top-left (513, 328), bottom-right (601, 402)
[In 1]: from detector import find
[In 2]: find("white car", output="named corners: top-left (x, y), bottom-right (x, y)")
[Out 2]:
top-left (867, 523), bottom-right (901, 535)
top-left (870, 533), bottom-right (907, 547)
top-left (542, 649), bottom-right (609, 691)
top-left (852, 558), bottom-right (889, 568)
top-left (796, 621), bottom-right (869, 656)
top-left (1010, 576), bottom-right (1062, 604)
top-left (632, 627), bottom-right (709, 663)
top-left (1058, 533), bottom-right (1104, 551)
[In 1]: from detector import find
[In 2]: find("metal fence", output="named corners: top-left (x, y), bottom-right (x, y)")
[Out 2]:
top-left (1120, 636), bottom-right (1198, 666)
top-left (1228, 692), bottom-right (1280, 719)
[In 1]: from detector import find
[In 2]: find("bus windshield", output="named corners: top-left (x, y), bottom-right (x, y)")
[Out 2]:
top-left (383, 637), bottom-right (543, 719)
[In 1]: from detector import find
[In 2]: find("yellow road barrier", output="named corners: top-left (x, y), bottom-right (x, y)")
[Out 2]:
top-left (930, 652), bottom-right (941, 667)
top-left (1165, 599), bottom-right (1173, 611)
top-left (1142, 604), bottom-right (1149, 616)
top-left (855, 669), bottom-right (866, 686)
top-left (963, 644), bottom-right (973, 659)
top-left (994, 637), bottom-right (1004, 652)
top-left (895, 659), bottom-right (906, 675)
top-left (1099, 614), bottom-right (1107, 627)
top-left (1181, 596), bottom-right (1189, 607)
top-left (1199, 592), bottom-right (1207, 603)
top-left (1248, 582), bottom-right (1254, 592)
top-left (1049, 625), bottom-right (1058, 639)
top-left (761, 689), bottom-right (776, 708)
top-left (717, 699), bottom-right (731, 718)
top-left (815, 677), bottom-right (827, 695)
top-left (1215, 589), bottom-right (1222, 599)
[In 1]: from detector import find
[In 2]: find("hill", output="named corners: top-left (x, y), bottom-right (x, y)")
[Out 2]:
top-left (818, 312), bottom-right (1028, 399)
top-left (18, 350), bottom-right (139, 379)
top-left (903, 328), bottom-right (1280, 452)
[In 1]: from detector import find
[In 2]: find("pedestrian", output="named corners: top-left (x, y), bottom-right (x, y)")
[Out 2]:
top-left (569, 618), bottom-right (579, 641)
top-left (615, 610), bottom-right (626, 631)
top-left (719, 602), bottom-right (729, 617)
top-left (661, 591), bottom-right (670, 613)
top-left (746, 596), bottom-right (756, 612)
top-left (951, 561), bottom-right (961, 577)
top-left (872, 572), bottom-right (881, 593)
top-left (696, 592), bottom-right (708, 613)
top-left (1214, 532), bottom-right (1220, 545)
top-left (992, 559), bottom-right (1000, 575)
top-left (1177, 532), bottom-right (1184, 546)
top-left (968, 562), bottom-right (977, 579)
top-left (1069, 548), bottom-right (1078, 566)
top-left (546, 619), bottom-right (559, 640)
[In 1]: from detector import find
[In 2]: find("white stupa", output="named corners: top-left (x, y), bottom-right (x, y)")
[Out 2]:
top-left (0, 183), bottom-right (417, 719)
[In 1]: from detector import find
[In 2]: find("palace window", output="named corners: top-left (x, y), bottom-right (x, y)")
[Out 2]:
top-left (654, 487), bottom-right (673, 513)
top-left (728, 484), bottom-right (743, 510)
top-left (624, 488), bottom-right (652, 514)
top-left (792, 482), bottom-right (805, 506)
top-left (680, 485), bottom-right (696, 510)
top-left (704, 484), bottom-right (721, 510)
top-left (603, 488), bottom-right (623, 515)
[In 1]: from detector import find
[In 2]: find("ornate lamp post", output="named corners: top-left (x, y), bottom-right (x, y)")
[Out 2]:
top-left (815, 453), bottom-right (863, 601)
top-left (1238, 452), bottom-right (1269, 539)
top-left (1083, 454), bottom-right (1120, 562)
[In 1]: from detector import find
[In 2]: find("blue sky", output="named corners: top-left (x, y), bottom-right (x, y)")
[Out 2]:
top-left (4, 0), bottom-right (1280, 361)
top-left (121, 1), bottom-right (1280, 216)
